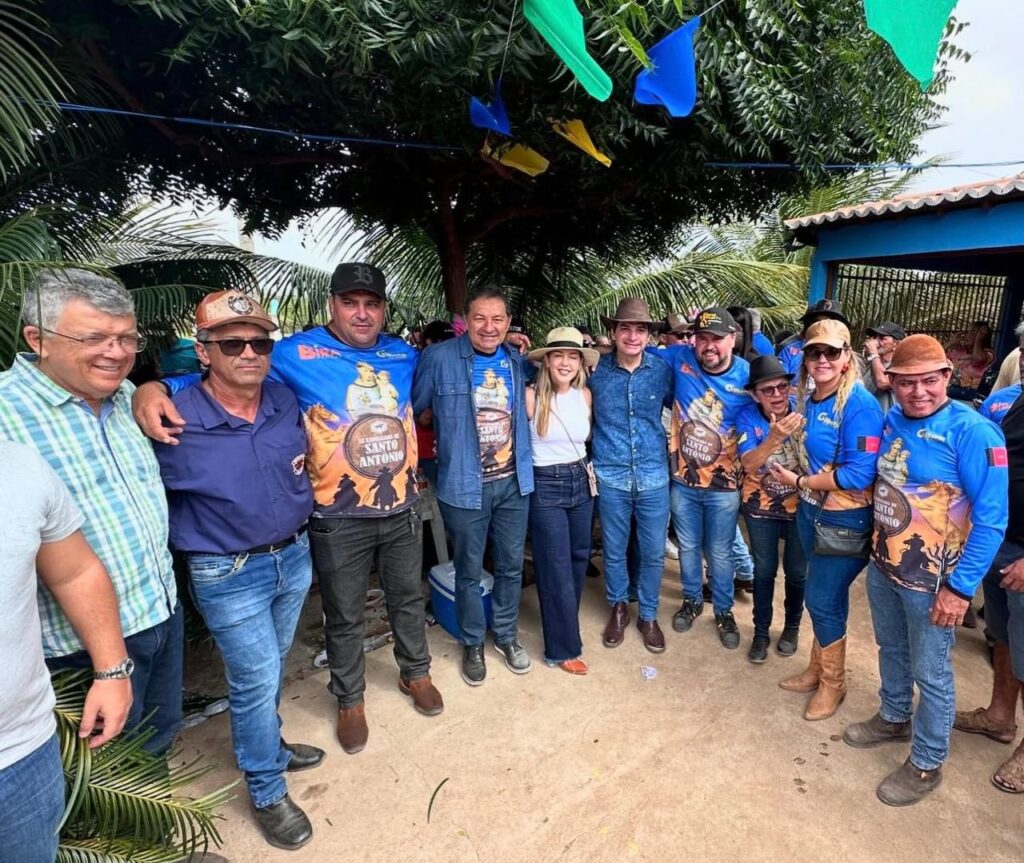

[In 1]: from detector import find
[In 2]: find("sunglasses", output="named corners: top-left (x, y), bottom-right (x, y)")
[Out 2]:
top-left (203, 337), bottom-right (274, 357)
top-left (805, 345), bottom-right (845, 362)
top-left (755, 382), bottom-right (790, 396)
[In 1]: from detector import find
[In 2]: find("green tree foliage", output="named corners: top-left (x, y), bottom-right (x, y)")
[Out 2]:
top-left (31, 0), bottom-right (960, 309)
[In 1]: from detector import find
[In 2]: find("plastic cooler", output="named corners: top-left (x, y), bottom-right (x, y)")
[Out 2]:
top-left (428, 561), bottom-right (493, 640)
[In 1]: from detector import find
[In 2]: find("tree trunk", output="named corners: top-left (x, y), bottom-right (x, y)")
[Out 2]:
top-left (432, 181), bottom-right (467, 314)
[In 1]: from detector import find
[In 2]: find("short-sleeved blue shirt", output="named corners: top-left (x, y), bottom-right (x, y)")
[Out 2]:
top-left (736, 399), bottom-right (801, 519)
top-left (980, 384), bottom-right (1022, 424)
top-left (777, 338), bottom-right (804, 377)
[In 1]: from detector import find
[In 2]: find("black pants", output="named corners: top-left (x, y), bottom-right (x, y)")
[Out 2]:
top-left (310, 508), bottom-right (430, 708)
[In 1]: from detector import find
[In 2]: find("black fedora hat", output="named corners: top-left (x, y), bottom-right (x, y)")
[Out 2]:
top-left (745, 354), bottom-right (794, 391)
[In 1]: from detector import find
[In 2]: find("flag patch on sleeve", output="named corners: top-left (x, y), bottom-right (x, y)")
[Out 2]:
top-left (857, 436), bottom-right (881, 453)
top-left (987, 446), bottom-right (1009, 467)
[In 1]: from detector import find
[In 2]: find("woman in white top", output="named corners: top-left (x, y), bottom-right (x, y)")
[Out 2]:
top-left (526, 328), bottom-right (598, 674)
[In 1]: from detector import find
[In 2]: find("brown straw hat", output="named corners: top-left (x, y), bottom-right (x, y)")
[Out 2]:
top-left (600, 297), bottom-right (665, 332)
top-left (886, 334), bottom-right (952, 376)
top-left (803, 318), bottom-right (850, 350)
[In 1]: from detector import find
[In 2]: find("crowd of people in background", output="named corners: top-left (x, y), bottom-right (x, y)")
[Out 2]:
top-left (1, 262), bottom-right (1022, 861)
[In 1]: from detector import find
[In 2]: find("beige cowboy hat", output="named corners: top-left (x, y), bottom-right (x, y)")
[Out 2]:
top-left (599, 297), bottom-right (666, 332)
top-left (528, 327), bottom-right (600, 367)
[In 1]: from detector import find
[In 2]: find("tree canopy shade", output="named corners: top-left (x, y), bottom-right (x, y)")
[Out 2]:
top-left (34, 0), bottom-right (961, 310)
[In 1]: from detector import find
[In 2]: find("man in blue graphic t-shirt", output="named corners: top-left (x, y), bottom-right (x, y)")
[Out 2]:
top-left (843, 335), bottom-right (1007, 807)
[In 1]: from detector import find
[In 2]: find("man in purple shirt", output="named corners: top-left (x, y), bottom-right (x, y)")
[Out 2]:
top-left (153, 292), bottom-right (321, 851)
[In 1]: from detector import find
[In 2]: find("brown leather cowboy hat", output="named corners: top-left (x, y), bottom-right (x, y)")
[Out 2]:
top-left (600, 297), bottom-right (665, 332)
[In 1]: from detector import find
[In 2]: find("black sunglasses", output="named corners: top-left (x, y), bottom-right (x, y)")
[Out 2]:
top-left (203, 337), bottom-right (274, 357)
top-left (805, 345), bottom-right (845, 362)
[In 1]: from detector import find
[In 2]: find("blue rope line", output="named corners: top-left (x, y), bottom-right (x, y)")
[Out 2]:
top-left (705, 160), bottom-right (1024, 171)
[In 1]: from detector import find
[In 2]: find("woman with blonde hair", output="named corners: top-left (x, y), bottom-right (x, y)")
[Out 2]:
top-left (768, 318), bottom-right (884, 720)
top-left (526, 328), bottom-right (599, 674)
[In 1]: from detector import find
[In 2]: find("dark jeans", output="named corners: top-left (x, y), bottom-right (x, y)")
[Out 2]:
top-left (310, 509), bottom-right (430, 709)
top-left (744, 514), bottom-right (807, 636)
top-left (48, 602), bottom-right (184, 755)
top-left (982, 539), bottom-right (1024, 680)
top-left (439, 474), bottom-right (530, 646)
top-left (795, 501), bottom-right (872, 646)
top-left (530, 463), bottom-right (594, 662)
top-left (0, 734), bottom-right (63, 863)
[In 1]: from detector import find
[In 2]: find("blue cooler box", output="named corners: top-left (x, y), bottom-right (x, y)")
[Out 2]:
top-left (429, 561), bottom-right (493, 640)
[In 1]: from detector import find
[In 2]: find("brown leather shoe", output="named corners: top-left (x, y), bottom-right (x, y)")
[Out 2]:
top-left (399, 675), bottom-right (444, 716)
top-left (637, 619), bottom-right (666, 653)
top-left (336, 703), bottom-right (368, 754)
top-left (602, 601), bottom-right (630, 648)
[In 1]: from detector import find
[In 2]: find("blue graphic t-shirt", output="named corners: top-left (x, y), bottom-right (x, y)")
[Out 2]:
top-left (777, 338), bottom-right (804, 377)
top-left (472, 347), bottom-right (516, 481)
top-left (752, 331), bottom-right (774, 357)
top-left (800, 382), bottom-right (883, 511)
top-left (872, 401), bottom-right (1008, 596)
top-left (736, 399), bottom-right (801, 519)
top-left (658, 345), bottom-right (752, 491)
top-left (980, 384), bottom-right (1022, 424)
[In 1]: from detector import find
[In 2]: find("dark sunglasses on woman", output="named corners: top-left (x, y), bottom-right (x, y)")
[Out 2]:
top-left (805, 345), bottom-right (844, 362)
top-left (204, 337), bottom-right (275, 356)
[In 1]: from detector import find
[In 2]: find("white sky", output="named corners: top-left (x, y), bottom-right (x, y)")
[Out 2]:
top-left (206, 0), bottom-right (1023, 268)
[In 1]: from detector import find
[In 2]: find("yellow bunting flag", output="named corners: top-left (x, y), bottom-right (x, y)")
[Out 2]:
top-left (551, 119), bottom-right (612, 167)
top-left (481, 141), bottom-right (550, 177)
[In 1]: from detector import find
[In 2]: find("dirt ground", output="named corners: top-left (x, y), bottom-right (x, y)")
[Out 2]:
top-left (179, 566), bottom-right (1022, 863)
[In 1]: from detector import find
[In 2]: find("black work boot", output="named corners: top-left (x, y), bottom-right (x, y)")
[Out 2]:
top-left (253, 795), bottom-right (313, 850)
top-left (282, 739), bottom-right (325, 771)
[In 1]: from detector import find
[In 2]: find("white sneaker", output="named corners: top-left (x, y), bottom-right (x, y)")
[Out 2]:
top-left (664, 537), bottom-right (679, 560)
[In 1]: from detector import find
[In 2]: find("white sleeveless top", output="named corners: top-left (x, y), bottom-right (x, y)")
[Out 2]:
top-left (529, 387), bottom-right (591, 467)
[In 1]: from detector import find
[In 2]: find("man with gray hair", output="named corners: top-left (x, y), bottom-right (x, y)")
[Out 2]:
top-left (0, 268), bottom-right (182, 755)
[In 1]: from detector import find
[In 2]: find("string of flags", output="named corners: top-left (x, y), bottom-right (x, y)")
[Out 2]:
top-left (472, 0), bottom-right (962, 176)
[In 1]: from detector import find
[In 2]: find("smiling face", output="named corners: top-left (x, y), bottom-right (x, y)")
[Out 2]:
top-left (891, 369), bottom-right (952, 418)
top-left (694, 331), bottom-right (735, 372)
top-left (544, 349), bottom-right (582, 389)
top-left (752, 375), bottom-right (792, 417)
top-left (804, 343), bottom-right (849, 389)
top-left (329, 290), bottom-right (385, 348)
top-left (466, 297), bottom-right (510, 354)
top-left (24, 298), bottom-right (138, 409)
top-left (612, 322), bottom-right (650, 360)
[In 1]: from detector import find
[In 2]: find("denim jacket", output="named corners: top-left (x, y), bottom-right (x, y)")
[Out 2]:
top-left (412, 334), bottom-right (534, 508)
top-left (588, 351), bottom-right (673, 491)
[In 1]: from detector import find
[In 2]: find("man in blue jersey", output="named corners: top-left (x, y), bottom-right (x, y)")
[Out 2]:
top-left (134, 264), bottom-right (443, 759)
top-left (843, 335), bottom-right (1008, 806)
top-left (980, 329), bottom-right (1024, 424)
top-left (661, 307), bottom-right (752, 649)
top-left (777, 299), bottom-right (850, 377)
top-left (749, 308), bottom-right (774, 357)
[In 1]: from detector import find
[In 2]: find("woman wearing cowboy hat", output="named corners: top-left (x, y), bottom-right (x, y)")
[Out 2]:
top-left (526, 328), bottom-right (599, 674)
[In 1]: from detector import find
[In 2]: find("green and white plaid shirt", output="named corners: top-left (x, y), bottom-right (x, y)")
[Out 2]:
top-left (0, 355), bottom-right (176, 657)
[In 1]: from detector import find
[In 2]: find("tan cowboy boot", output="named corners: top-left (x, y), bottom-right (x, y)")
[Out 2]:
top-left (805, 636), bottom-right (847, 721)
top-left (779, 639), bottom-right (822, 693)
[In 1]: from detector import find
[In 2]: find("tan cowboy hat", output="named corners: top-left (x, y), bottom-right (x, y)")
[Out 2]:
top-left (599, 297), bottom-right (665, 332)
top-left (803, 318), bottom-right (850, 350)
top-left (665, 312), bottom-right (694, 334)
top-left (528, 327), bottom-right (600, 367)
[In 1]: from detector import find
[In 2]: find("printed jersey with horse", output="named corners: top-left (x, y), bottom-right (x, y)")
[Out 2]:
top-left (659, 344), bottom-right (751, 492)
top-left (267, 328), bottom-right (419, 517)
top-left (872, 401), bottom-right (1008, 596)
top-left (736, 400), bottom-right (801, 519)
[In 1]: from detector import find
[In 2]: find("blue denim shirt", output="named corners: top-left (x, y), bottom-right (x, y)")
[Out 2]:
top-left (588, 351), bottom-right (673, 491)
top-left (412, 334), bottom-right (534, 508)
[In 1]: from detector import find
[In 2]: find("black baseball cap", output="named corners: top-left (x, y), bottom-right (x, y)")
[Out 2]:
top-left (866, 321), bottom-right (907, 340)
top-left (330, 262), bottom-right (387, 299)
top-left (693, 307), bottom-right (738, 336)
top-left (801, 298), bottom-right (849, 328)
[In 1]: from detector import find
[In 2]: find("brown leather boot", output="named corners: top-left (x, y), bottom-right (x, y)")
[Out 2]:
top-left (779, 639), bottom-right (822, 692)
top-left (399, 675), bottom-right (444, 716)
top-left (336, 703), bottom-right (368, 754)
top-left (602, 601), bottom-right (630, 648)
top-left (805, 637), bottom-right (847, 721)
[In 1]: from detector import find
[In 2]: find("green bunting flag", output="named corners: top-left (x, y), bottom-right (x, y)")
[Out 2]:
top-left (524, 0), bottom-right (613, 101)
top-left (863, 0), bottom-right (958, 90)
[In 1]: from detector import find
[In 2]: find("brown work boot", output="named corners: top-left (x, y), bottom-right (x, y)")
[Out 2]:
top-left (602, 601), bottom-right (630, 648)
top-left (843, 713), bottom-right (912, 748)
top-left (399, 675), bottom-right (444, 716)
top-left (779, 639), bottom-right (822, 693)
top-left (877, 758), bottom-right (943, 806)
top-left (336, 703), bottom-right (368, 754)
top-left (805, 637), bottom-right (847, 721)
top-left (637, 619), bottom-right (666, 653)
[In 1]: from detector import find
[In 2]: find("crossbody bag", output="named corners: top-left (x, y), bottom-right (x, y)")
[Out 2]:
top-left (548, 402), bottom-right (599, 498)
top-left (811, 420), bottom-right (872, 559)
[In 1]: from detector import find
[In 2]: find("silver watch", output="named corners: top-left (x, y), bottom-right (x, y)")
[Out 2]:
top-left (94, 657), bottom-right (135, 680)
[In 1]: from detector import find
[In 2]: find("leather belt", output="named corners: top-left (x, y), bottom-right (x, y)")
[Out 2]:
top-left (244, 527), bottom-right (306, 556)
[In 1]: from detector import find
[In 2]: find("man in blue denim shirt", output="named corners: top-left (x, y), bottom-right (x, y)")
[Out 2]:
top-left (588, 298), bottom-right (673, 652)
top-left (412, 286), bottom-right (534, 686)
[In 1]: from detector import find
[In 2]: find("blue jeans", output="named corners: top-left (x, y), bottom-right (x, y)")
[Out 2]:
top-left (866, 563), bottom-right (956, 771)
top-left (672, 484), bottom-right (741, 614)
top-left (440, 474), bottom-right (530, 646)
top-left (0, 734), bottom-right (63, 863)
top-left (598, 481), bottom-right (669, 621)
top-left (733, 526), bottom-right (754, 580)
top-left (530, 463), bottom-right (594, 662)
top-left (744, 514), bottom-right (807, 636)
top-left (795, 501), bottom-right (871, 646)
top-left (48, 602), bottom-right (184, 755)
top-left (982, 540), bottom-right (1024, 680)
top-left (186, 534), bottom-right (313, 808)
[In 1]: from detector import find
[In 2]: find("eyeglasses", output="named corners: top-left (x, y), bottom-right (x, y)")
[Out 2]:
top-left (42, 328), bottom-right (146, 353)
top-left (805, 345), bottom-right (845, 362)
top-left (755, 382), bottom-right (790, 396)
top-left (202, 337), bottom-right (274, 356)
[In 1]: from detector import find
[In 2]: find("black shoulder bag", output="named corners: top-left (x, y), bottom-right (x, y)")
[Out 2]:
top-left (812, 422), bottom-right (873, 559)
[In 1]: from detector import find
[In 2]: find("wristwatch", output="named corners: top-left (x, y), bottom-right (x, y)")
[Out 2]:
top-left (94, 657), bottom-right (135, 680)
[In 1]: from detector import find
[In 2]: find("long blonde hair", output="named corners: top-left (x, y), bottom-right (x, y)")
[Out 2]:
top-left (533, 353), bottom-right (587, 438)
top-left (792, 346), bottom-right (859, 470)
